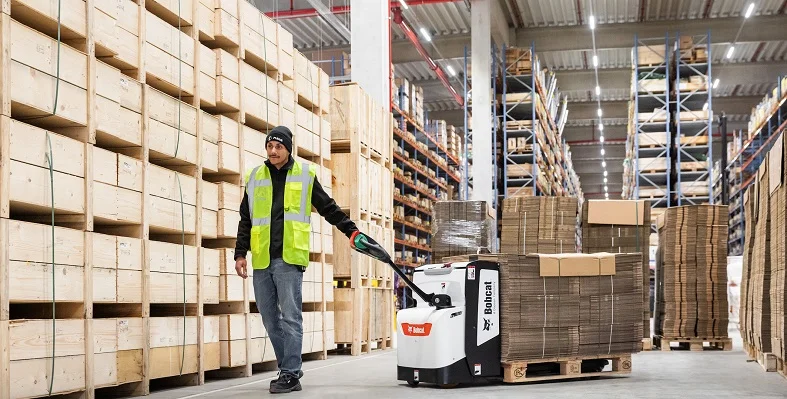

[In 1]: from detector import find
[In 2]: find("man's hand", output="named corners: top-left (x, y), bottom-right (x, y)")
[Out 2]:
top-left (235, 257), bottom-right (248, 279)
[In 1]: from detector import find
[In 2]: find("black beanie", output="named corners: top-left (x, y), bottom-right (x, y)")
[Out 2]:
top-left (266, 126), bottom-right (293, 154)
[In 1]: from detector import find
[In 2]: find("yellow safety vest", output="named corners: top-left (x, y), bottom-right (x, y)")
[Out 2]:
top-left (245, 161), bottom-right (316, 269)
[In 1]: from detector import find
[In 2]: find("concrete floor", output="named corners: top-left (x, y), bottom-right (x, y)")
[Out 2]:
top-left (148, 326), bottom-right (786, 399)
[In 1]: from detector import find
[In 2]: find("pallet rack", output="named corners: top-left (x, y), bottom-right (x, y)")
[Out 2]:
top-left (726, 75), bottom-right (787, 256)
top-left (0, 1), bottom-right (338, 397)
top-left (391, 87), bottom-right (463, 270)
top-left (496, 44), bottom-right (582, 202)
top-left (623, 33), bottom-right (715, 218)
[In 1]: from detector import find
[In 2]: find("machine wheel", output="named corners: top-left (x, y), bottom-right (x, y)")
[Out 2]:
top-left (439, 383), bottom-right (459, 389)
top-left (407, 380), bottom-right (419, 387)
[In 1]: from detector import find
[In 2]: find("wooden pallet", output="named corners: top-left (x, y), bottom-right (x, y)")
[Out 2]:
top-left (642, 338), bottom-right (653, 351)
top-left (654, 336), bottom-right (732, 351)
top-left (502, 354), bottom-right (632, 384)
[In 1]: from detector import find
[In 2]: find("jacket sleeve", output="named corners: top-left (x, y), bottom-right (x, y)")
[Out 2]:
top-left (311, 176), bottom-right (359, 238)
top-left (234, 192), bottom-right (252, 260)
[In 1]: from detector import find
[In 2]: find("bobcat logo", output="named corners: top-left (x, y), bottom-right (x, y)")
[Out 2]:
top-left (483, 318), bottom-right (491, 331)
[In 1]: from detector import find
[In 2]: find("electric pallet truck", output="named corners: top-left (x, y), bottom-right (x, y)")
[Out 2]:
top-left (350, 232), bottom-right (608, 388)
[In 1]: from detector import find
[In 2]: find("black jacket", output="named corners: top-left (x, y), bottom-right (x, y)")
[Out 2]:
top-left (234, 157), bottom-right (358, 262)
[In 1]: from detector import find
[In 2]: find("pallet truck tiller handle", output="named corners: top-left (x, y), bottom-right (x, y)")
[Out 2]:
top-left (350, 231), bottom-right (452, 309)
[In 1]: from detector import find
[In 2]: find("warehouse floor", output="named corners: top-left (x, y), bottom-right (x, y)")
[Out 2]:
top-left (147, 326), bottom-right (785, 399)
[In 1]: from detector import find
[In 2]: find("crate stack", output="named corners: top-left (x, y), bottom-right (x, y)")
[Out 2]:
top-left (0, 1), bottom-right (339, 397)
top-left (581, 200), bottom-right (653, 349)
top-left (500, 197), bottom-right (579, 254)
top-left (654, 205), bottom-right (731, 350)
top-left (328, 82), bottom-right (395, 356)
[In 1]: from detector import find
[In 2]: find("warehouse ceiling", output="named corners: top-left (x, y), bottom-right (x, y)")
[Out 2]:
top-left (261, 0), bottom-right (787, 199)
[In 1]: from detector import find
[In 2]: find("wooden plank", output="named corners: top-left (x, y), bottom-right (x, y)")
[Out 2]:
top-left (146, 0), bottom-right (194, 28)
top-left (10, 355), bottom-right (86, 398)
top-left (148, 240), bottom-right (198, 275)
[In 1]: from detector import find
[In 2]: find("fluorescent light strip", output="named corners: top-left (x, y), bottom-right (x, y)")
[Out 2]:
top-left (419, 27), bottom-right (431, 42)
top-left (745, 3), bottom-right (755, 18)
top-left (447, 65), bottom-right (456, 76)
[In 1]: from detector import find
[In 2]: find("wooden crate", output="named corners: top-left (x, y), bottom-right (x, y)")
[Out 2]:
top-left (146, 86), bottom-right (199, 166)
top-left (213, 49), bottom-right (241, 112)
top-left (149, 316), bottom-right (220, 379)
top-left (95, 60), bottom-right (144, 147)
top-left (329, 83), bottom-right (391, 161)
top-left (148, 164), bottom-right (198, 235)
top-left (240, 61), bottom-right (280, 130)
top-left (239, 0), bottom-right (279, 73)
top-left (93, 146), bottom-right (144, 227)
top-left (333, 287), bottom-right (393, 356)
top-left (91, 233), bottom-right (144, 304)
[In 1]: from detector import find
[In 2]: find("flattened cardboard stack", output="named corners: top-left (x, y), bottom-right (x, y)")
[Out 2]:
top-left (432, 201), bottom-right (496, 261)
top-left (581, 200), bottom-right (652, 340)
top-left (500, 197), bottom-right (578, 255)
top-left (739, 188), bottom-right (756, 352)
top-left (655, 205), bottom-right (729, 339)
top-left (449, 253), bottom-right (643, 361)
top-left (770, 151), bottom-right (787, 366)
top-left (749, 166), bottom-right (772, 354)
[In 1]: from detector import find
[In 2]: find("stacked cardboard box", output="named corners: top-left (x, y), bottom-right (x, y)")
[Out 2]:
top-left (770, 148), bottom-right (787, 364)
top-left (582, 200), bottom-right (652, 340)
top-left (655, 205), bottom-right (729, 339)
top-left (451, 253), bottom-right (643, 361)
top-left (432, 201), bottom-right (496, 261)
top-left (500, 197), bottom-right (578, 255)
top-left (749, 167), bottom-right (773, 354)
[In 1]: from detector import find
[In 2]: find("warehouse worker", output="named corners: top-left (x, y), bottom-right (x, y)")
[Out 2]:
top-left (234, 126), bottom-right (366, 394)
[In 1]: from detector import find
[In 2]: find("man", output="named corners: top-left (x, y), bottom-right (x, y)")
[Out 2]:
top-left (234, 126), bottom-right (365, 394)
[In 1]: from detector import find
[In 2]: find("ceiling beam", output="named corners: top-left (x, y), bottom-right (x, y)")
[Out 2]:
top-left (385, 15), bottom-right (787, 63)
top-left (515, 15), bottom-right (787, 52)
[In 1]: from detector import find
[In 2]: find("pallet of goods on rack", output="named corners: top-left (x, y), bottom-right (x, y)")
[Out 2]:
top-left (497, 45), bottom-right (582, 201)
top-left (0, 2), bottom-right (345, 397)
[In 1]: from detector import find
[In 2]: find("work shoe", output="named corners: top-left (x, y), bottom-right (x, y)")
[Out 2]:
top-left (269, 375), bottom-right (302, 394)
top-left (270, 371), bottom-right (303, 388)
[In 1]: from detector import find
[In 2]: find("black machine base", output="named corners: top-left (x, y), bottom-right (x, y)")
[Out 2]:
top-left (397, 360), bottom-right (497, 387)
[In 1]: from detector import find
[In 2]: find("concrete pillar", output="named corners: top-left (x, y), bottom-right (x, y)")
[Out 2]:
top-left (471, 0), bottom-right (493, 206)
top-left (351, 0), bottom-right (390, 107)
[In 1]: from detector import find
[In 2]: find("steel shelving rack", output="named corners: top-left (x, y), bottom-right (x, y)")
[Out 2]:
top-left (627, 35), bottom-right (673, 211)
top-left (674, 33), bottom-right (713, 205)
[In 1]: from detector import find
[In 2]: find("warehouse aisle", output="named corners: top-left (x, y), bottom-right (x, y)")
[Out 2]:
top-left (146, 326), bottom-right (785, 399)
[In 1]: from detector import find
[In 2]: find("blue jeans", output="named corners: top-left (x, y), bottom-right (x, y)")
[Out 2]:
top-left (253, 258), bottom-right (303, 378)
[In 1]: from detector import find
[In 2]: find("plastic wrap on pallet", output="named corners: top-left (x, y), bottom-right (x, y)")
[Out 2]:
top-left (431, 201), bottom-right (496, 261)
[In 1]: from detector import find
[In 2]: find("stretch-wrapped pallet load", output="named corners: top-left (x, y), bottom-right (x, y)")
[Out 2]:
top-left (451, 253), bottom-right (643, 361)
top-left (500, 197), bottom-right (578, 255)
top-left (432, 201), bottom-right (496, 261)
top-left (655, 205), bottom-right (729, 339)
top-left (582, 200), bottom-right (652, 341)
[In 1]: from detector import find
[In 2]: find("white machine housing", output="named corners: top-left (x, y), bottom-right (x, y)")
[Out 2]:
top-left (396, 260), bottom-right (501, 386)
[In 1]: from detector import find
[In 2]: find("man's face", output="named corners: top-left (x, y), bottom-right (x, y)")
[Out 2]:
top-left (267, 141), bottom-right (288, 164)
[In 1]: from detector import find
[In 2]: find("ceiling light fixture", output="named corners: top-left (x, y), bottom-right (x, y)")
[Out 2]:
top-left (600, 136), bottom-right (605, 143)
top-left (419, 27), bottom-right (432, 42)
top-left (602, 161), bottom-right (607, 168)
top-left (745, 3), bottom-right (755, 18)
top-left (595, 85), bottom-right (601, 96)
top-left (604, 171), bottom-right (608, 177)
top-left (600, 148), bottom-right (605, 156)
top-left (604, 177), bottom-right (608, 183)
top-left (726, 46), bottom-right (735, 59)
top-left (713, 78), bottom-right (720, 89)
top-left (597, 108), bottom-right (603, 117)
top-left (447, 65), bottom-right (456, 76)
top-left (592, 54), bottom-right (599, 67)
top-left (599, 124), bottom-right (604, 131)
top-left (604, 186), bottom-right (608, 192)
top-left (589, 15), bottom-right (596, 30)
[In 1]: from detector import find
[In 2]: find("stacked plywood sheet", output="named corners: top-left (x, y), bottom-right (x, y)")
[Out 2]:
top-left (451, 253), bottom-right (643, 361)
top-left (432, 201), bottom-right (496, 261)
top-left (655, 205), bottom-right (729, 339)
top-left (581, 200), bottom-right (652, 342)
top-left (500, 197), bottom-right (578, 255)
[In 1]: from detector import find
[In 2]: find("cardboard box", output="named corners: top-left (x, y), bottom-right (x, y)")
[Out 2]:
top-left (538, 253), bottom-right (616, 277)
top-left (586, 200), bottom-right (647, 226)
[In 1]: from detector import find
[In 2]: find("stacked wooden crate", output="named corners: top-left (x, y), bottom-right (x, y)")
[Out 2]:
top-left (328, 83), bottom-right (395, 356)
top-left (0, 1), bottom-right (335, 397)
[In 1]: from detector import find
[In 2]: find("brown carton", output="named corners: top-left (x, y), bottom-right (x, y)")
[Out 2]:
top-left (586, 200), bottom-right (647, 226)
